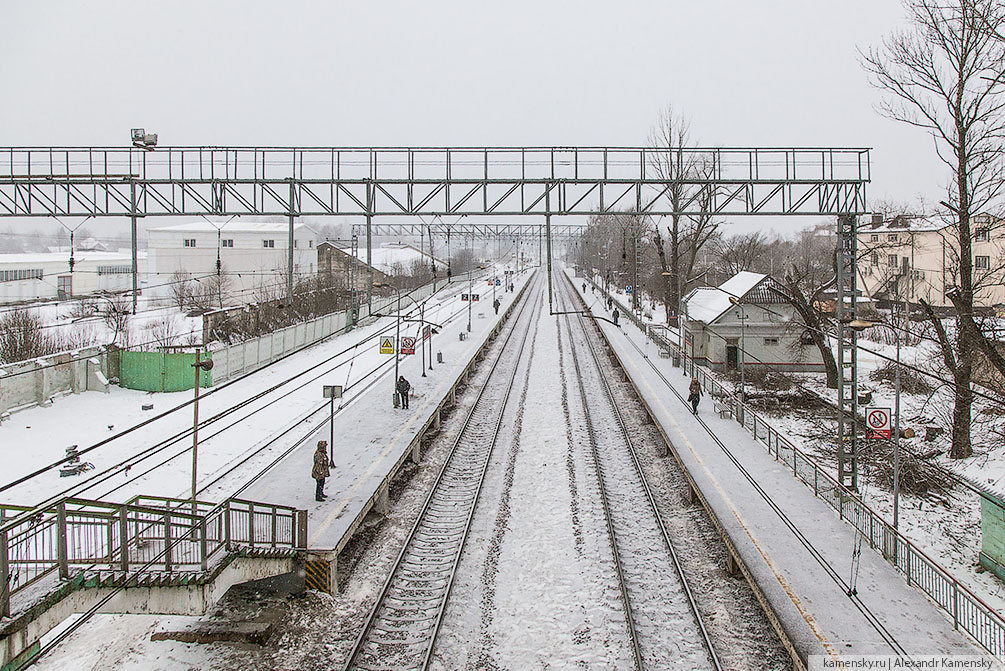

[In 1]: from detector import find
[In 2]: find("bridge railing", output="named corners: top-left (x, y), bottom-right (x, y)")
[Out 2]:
top-left (590, 278), bottom-right (1005, 659)
top-left (0, 494), bottom-right (306, 617)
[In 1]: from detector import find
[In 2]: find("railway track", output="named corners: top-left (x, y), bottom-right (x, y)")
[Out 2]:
top-left (557, 273), bottom-right (721, 670)
top-left (342, 275), bottom-right (541, 671)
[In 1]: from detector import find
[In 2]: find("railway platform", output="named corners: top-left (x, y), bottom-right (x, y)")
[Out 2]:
top-left (573, 275), bottom-right (987, 664)
top-left (239, 271), bottom-right (533, 587)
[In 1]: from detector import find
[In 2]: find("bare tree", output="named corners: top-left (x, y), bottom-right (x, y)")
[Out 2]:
top-left (648, 106), bottom-right (720, 323)
top-left (714, 231), bottom-right (768, 277)
top-left (862, 0), bottom-right (1005, 457)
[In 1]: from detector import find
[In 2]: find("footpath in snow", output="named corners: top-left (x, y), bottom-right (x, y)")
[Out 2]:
top-left (570, 270), bottom-right (982, 661)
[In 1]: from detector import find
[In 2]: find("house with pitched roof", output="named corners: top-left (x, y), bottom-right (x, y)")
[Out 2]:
top-left (682, 271), bottom-right (825, 373)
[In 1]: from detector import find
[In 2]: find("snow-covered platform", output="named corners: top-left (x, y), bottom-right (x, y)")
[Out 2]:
top-left (571, 278), bottom-right (984, 663)
top-left (239, 273), bottom-right (531, 566)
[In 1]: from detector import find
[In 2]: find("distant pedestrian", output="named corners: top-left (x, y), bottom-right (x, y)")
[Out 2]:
top-left (312, 441), bottom-right (331, 501)
top-left (688, 378), bottom-right (702, 414)
top-left (582, 282), bottom-right (586, 292)
top-left (607, 297), bottom-right (613, 310)
top-left (612, 307), bottom-right (620, 326)
top-left (493, 298), bottom-right (501, 315)
top-left (396, 375), bottom-right (411, 409)
top-left (509, 283), bottom-right (514, 292)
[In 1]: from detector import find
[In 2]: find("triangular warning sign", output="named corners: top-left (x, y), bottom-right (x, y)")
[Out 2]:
top-left (382, 338), bottom-right (392, 348)
top-left (379, 337), bottom-right (395, 354)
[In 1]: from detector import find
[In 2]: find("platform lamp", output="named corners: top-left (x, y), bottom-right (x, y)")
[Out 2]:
top-left (191, 351), bottom-right (214, 505)
top-left (322, 385), bottom-right (343, 465)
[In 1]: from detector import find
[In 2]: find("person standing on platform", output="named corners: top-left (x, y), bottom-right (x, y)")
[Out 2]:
top-left (612, 307), bottom-right (620, 327)
top-left (493, 298), bottom-right (501, 315)
top-left (688, 377), bottom-right (702, 414)
top-left (312, 441), bottom-right (331, 501)
top-left (396, 375), bottom-right (411, 409)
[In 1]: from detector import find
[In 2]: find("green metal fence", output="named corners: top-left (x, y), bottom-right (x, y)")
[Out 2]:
top-left (119, 351), bottom-right (212, 392)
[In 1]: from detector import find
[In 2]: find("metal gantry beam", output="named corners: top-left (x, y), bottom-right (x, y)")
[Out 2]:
top-left (354, 221), bottom-right (586, 241)
top-left (0, 146), bottom-right (869, 218)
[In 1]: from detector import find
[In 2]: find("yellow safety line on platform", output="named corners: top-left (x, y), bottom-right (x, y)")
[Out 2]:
top-left (620, 342), bottom-right (839, 661)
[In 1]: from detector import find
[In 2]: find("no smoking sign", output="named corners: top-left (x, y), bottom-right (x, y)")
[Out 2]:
top-left (865, 406), bottom-right (892, 440)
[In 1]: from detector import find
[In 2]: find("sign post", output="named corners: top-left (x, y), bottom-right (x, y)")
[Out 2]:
top-left (322, 385), bottom-right (343, 464)
top-left (865, 406), bottom-right (892, 440)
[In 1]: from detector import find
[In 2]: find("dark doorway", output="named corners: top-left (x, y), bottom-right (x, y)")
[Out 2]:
top-left (726, 345), bottom-right (738, 370)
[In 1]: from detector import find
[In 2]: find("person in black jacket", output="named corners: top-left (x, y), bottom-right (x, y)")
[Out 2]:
top-left (396, 375), bottom-right (411, 409)
top-left (612, 307), bottom-right (620, 326)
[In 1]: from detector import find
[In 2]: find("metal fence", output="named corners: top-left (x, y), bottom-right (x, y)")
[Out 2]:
top-left (1, 494), bottom-right (305, 617)
top-left (595, 281), bottom-right (1005, 659)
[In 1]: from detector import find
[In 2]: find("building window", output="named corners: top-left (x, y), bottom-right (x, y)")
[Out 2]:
top-left (888, 254), bottom-right (898, 267)
top-left (976, 255), bottom-right (990, 270)
top-left (294, 240), bottom-right (298, 248)
top-left (763, 337), bottom-right (779, 346)
top-left (263, 239), bottom-right (275, 248)
top-left (888, 234), bottom-right (899, 242)
top-left (870, 234), bottom-right (879, 242)
top-left (309, 240), bottom-right (314, 248)
top-left (871, 252), bottom-right (879, 266)
top-left (976, 228), bottom-right (990, 242)
top-left (222, 239), bottom-right (234, 248)
top-left (97, 265), bottom-right (131, 275)
top-left (184, 239), bottom-right (196, 248)
top-left (0, 268), bottom-right (44, 282)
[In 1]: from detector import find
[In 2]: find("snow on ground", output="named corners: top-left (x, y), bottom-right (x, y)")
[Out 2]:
top-left (618, 281), bottom-right (1005, 615)
top-left (0, 283), bottom-right (472, 508)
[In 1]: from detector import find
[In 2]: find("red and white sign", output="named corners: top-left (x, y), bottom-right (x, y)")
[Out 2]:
top-left (422, 325), bottom-right (431, 341)
top-left (400, 337), bottom-right (416, 355)
top-left (865, 406), bottom-right (892, 439)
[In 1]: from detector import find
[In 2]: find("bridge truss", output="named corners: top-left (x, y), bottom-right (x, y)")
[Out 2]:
top-left (0, 144), bottom-right (870, 488)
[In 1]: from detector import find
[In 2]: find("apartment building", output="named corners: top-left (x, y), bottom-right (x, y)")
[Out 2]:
top-left (858, 214), bottom-right (1005, 309)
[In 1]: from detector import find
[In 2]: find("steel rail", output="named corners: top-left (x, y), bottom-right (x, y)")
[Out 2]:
top-left (593, 279), bottom-right (907, 657)
top-left (557, 273), bottom-right (721, 670)
top-left (342, 275), bottom-right (540, 671)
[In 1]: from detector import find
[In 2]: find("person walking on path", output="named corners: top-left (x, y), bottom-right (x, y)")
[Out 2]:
top-left (396, 375), bottom-right (411, 409)
top-left (312, 440), bottom-right (331, 501)
top-left (612, 307), bottom-right (620, 327)
top-left (688, 377), bottom-right (702, 414)
top-left (582, 282), bottom-right (587, 292)
top-left (493, 297), bottom-right (501, 315)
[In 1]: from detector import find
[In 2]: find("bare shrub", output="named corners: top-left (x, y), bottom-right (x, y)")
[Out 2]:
top-left (869, 361), bottom-right (934, 395)
top-left (0, 309), bottom-right (61, 363)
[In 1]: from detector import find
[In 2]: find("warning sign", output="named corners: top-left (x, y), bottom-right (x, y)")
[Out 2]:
top-left (865, 406), bottom-right (892, 439)
top-left (401, 337), bottom-right (416, 355)
top-left (379, 337), bottom-right (394, 354)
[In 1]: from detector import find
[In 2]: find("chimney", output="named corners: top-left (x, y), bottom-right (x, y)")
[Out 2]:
top-left (871, 213), bottom-right (883, 228)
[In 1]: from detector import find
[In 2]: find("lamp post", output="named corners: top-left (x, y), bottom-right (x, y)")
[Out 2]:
top-left (190, 350), bottom-right (214, 504)
top-left (467, 236), bottom-right (473, 333)
top-left (850, 317), bottom-right (901, 531)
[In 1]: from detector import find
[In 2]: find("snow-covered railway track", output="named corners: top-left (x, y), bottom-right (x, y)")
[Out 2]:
top-left (559, 275), bottom-right (722, 671)
top-left (341, 277), bottom-right (541, 671)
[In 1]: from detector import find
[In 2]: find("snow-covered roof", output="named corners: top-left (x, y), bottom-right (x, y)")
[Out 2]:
top-left (148, 220), bottom-right (317, 235)
top-left (861, 216), bottom-right (948, 234)
top-left (683, 271), bottom-right (769, 324)
top-left (341, 243), bottom-right (445, 274)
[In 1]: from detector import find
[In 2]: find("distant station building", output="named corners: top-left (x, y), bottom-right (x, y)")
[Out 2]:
top-left (0, 250), bottom-right (145, 303)
top-left (682, 271), bottom-right (825, 373)
top-left (146, 220), bottom-right (319, 302)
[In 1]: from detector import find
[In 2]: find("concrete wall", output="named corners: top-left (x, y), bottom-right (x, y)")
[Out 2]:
top-left (0, 346), bottom-right (110, 417)
top-left (209, 280), bottom-right (440, 385)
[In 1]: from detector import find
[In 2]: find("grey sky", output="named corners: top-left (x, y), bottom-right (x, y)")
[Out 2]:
top-left (2, 1), bottom-right (939, 235)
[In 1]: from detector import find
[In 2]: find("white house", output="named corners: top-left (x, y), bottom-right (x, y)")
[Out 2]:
top-left (682, 271), bottom-right (824, 373)
top-left (146, 220), bottom-right (319, 303)
top-left (0, 251), bottom-right (145, 303)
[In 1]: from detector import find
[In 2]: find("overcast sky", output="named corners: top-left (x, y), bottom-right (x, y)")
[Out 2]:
top-left (1, 1), bottom-right (942, 236)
